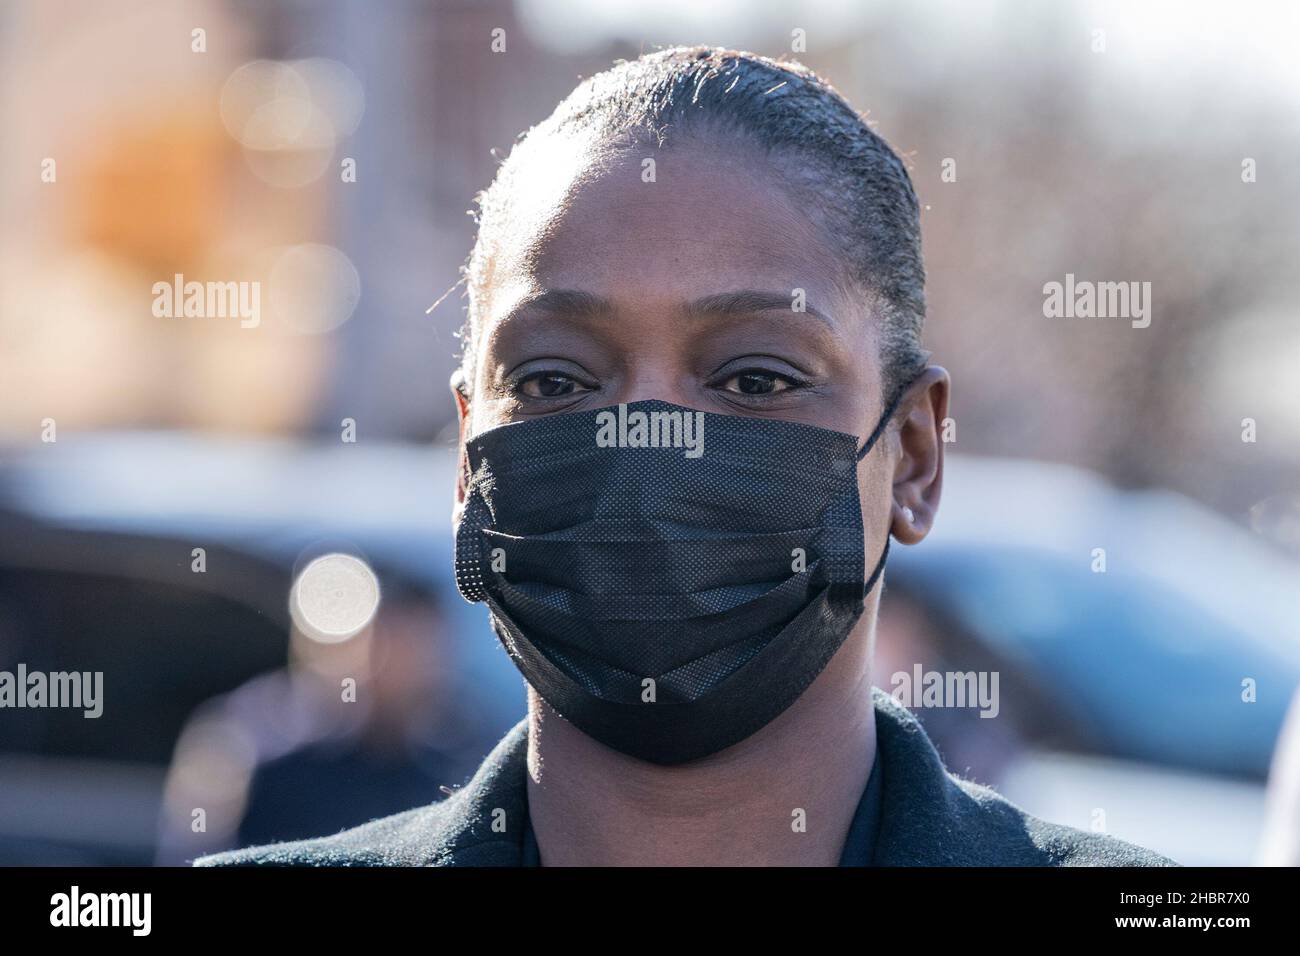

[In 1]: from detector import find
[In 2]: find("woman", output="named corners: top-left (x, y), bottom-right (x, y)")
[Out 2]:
top-left (200, 47), bottom-right (1172, 867)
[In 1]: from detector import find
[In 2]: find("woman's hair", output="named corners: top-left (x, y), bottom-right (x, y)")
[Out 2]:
top-left (463, 46), bottom-right (928, 404)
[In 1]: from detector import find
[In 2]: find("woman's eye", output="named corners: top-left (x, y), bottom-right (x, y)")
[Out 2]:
top-left (720, 371), bottom-right (796, 396)
top-left (517, 372), bottom-right (588, 399)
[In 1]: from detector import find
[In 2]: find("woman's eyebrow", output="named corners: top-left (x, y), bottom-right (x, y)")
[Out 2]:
top-left (511, 288), bottom-right (614, 320)
top-left (502, 288), bottom-right (834, 329)
top-left (686, 290), bottom-right (835, 328)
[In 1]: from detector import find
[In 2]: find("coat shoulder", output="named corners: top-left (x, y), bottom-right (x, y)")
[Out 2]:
top-left (194, 801), bottom-right (456, 867)
top-left (869, 690), bottom-right (1177, 867)
top-left (951, 776), bottom-right (1179, 867)
top-left (195, 719), bottom-right (533, 867)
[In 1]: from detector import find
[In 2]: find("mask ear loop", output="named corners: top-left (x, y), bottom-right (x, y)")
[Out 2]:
top-left (855, 384), bottom-right (913, 595)
top-left (856, 387), bottom-right (910, 461)
top-left (863, 537), bottom-right (890, 598)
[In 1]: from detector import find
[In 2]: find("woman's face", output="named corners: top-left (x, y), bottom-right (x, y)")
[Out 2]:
top-left (459, 135), bottom-right (906, 528)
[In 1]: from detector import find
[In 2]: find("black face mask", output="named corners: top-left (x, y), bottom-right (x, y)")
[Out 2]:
top-left (454, 397), bottom-right (900, 765)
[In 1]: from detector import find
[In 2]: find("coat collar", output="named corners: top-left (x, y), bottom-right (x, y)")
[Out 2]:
top-left (199, 688), bottom-right (1172, 865)
top-left (433, 689), bottom-right (1071, 866)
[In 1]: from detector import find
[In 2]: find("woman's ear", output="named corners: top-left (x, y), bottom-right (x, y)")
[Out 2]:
top-left (890, 366), bottom-right (950, 545)
top-left (450, 370), bottom-right (472, 515)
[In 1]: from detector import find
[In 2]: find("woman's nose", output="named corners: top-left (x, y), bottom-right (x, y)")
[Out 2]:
top-left (614, 366), bottom-right (695, 408)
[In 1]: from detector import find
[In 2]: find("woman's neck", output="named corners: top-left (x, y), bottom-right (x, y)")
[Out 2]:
top-left (525, 618), bottom-right (878, 866)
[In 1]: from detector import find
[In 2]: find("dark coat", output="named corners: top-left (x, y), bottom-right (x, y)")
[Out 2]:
top-left (195, 690), bottom-right (1177, 867)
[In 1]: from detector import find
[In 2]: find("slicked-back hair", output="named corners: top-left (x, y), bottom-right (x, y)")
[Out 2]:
top-left (463, 46), bottom-right (929, 405)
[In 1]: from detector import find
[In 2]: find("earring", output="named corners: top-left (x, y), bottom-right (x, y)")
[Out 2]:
top-left (901, 506), bottom-right (915, 524)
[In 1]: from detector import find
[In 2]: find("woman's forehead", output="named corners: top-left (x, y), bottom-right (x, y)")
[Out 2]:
top-left (477, 140), bottom-right (857, 328)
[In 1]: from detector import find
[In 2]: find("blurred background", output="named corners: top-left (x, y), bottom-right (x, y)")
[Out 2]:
top-left (0, 0), bottom-right (1297, 866)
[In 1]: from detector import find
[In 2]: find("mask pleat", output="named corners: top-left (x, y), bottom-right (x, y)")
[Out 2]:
top-left (479, 526), bottom-right (826, 594)
top-left (492, 569), bottom-right (822, 674)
